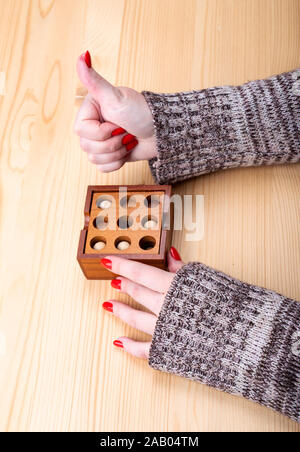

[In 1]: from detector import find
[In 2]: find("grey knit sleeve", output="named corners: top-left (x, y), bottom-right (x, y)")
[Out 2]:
top-left (143, 69), bottom-right (300, 184)
top-left (149, 262), bottom-right (300, 422)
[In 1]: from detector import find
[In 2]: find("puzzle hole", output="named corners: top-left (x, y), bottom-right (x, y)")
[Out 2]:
top-left (117, 216), bottom-right (134, 229)
top-left (141, 215), bottom-right (158, 229)
top-left (139, 236), bottom-right (156, 251)
top-left (120, 195), bottom-right (138, 208)
top-left (90, 237), bottom-right (107, 251)
top-left (93, 215), bottom-right (109, 230)
top-left (114, 237), bottom-right (131, 251)
top-left (144, 195), bottom-right (161, 208)
top-left (96, 195), bottom-right (113, 209)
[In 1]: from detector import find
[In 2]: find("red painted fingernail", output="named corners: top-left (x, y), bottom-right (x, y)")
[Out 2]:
top-left (84, 50), bottom-right (92, 68)
top-left (170, 246), bottom-right (181, 261)
top-left (102, 301), bottom-right (113, 313)
top-left (113, 339), bottom-right (123, 349)
top-left (126, 139), bottom-right (138, 152)
top-left (100, 258), bottom-right (112, 269)
top-left (111, 279), bottom-right (121, 290)
top-left (111, 127), bottom-right (126, 137)
top-left (122, 134), bottom-right (136, 145)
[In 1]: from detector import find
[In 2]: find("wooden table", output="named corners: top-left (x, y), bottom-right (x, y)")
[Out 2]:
top-left (0, 0), bottom-right (299, 432)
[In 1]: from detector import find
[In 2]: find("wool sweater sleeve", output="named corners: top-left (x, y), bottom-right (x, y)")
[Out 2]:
top-left (149, 263), bottom-right (300, 422)
top-left (143, 69), bottom-right (300, 184)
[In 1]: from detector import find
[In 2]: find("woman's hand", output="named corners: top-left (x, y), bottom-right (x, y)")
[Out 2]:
top-left (74, 51), bottom-right (157, 173)
top-left (100, 247), bottom-right (184, 358)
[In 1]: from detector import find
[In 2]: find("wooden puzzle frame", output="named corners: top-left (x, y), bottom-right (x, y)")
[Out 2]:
top-left (77, 185), bottom-right (173, 279)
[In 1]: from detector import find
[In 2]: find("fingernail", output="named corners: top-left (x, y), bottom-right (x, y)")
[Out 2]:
top-left (102, 301), bottom-right (113, 313)
top-left (84, 50), bottom-right (92, 68)
top-left (113, 339), bottom-right (123, 349)
top-left (126, 139), bottom-right (138, 152)
top-left (111, 127), bottom-right (126, 137)
top-left (111, 278), bottom-right (121, 290)
top-left (170, 246), bottom-right (182, 261)
top-left (122, 134), bottom-right (136, 145)
top-left (100, 258), bottom-right (112, 269)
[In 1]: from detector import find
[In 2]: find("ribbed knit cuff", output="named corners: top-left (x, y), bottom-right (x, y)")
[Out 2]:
top-left (149, 262), bottom-right (300, 422)
top-left (143, 69), bottom-right (300, 185)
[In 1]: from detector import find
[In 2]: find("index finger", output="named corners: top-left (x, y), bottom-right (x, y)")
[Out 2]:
top-left (102, 256), bottom-right (173, 293)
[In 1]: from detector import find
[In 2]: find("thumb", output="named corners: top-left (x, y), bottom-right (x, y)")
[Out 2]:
top-left (168, 247), bottom-right (185, 273)
top-left (76, 51), bottom-right (119, 104)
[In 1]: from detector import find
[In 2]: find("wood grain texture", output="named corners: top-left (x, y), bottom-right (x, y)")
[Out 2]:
top-left (0, 0), bottom-right (299, 432)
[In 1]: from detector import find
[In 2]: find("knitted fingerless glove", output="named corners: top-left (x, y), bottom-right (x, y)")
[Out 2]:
top-left (143, 69), bottom-right (300, 184)
top-left (149, 263), bottom-right (300, 422)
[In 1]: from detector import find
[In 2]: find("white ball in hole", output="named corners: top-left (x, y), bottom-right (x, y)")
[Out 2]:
top-left (99, 199), bottom-right (112, 209)
top-left (93, 241), bottom-right (106, 251)
top-left (127, 197), bottom-right (136, 207)
top-left (143, 220), bottom-right (157, 229)
top-left (117, 241), bottom-right (130, 250)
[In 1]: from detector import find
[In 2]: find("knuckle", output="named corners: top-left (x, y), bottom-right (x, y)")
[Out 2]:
top-left (97, 165), bottom-right (108, 173)
top-left (101, 149), bottom-right (113, 161)
top-left (97, 130), bottom-right (107, 141)
top-left (115, 149), bottom-right (125, 160)
top-left (74, 122), bottom-right (82, 135)
top-left (86, 153), bottom-right (95, 163)
top-left (80, 137), bottom-right (88, 151)
top-left (112, 161), bottom-right (124, 172)
top-left (108, 141), bottom-right (117, 153)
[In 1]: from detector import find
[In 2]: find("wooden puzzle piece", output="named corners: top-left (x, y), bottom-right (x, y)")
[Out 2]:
top-left (77, 185), bottom-right (173, 279)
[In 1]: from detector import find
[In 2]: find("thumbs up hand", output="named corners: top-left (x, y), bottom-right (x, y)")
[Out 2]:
top-left (74, 52), bottom-right (157, 173)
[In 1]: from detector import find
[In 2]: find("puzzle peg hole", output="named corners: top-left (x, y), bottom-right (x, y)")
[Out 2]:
top-left (139, 236), bottom-right (156, 251)
top-left (93, 215), bottom-right (109, 230)
top-left (120, 195), bottom-right (138, 208)
top-left (144, 195), bottom-right (161, 208)
top-left (117, 216), bottom-right (134, 229)
top-left (78, 185), bottom-right (173, 279)
top-left (115, 236), bottom-right (131, 251)
top-left (90, 237), bottom-right (107, 250)
top-left (96, 195), bottom-right (114, 209)
top-left (141, 215), bottom-right (158, 229)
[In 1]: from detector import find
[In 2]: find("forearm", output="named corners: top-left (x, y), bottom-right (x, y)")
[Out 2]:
top-left (149, 262), bottom-right (300, 422)
top-left (143, 69), bottom-right (300, 184)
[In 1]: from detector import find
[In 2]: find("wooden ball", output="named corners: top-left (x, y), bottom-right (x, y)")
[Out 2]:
top-left (117, 241), bottom-right (130, 250)
top-left (93, 241), bottom-right (106, 250)
top-left (99, 199), bottom-right (112, 209)
top-left (144, 220), bottom-right (157, 229)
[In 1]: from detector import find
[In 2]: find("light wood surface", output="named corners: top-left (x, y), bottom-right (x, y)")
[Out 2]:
top-left (0, 0), bottom-right (299, 432)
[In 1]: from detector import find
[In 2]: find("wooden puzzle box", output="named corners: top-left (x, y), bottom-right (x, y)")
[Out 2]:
top-left (77, 185), bottom-right (173, 279)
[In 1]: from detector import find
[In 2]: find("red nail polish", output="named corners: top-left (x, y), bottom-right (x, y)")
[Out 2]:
top-left (113, 340), bottom-right (123, 349)
top-left (84, 50), bottom-right (92, 68)
top-left (100, 258), bottom-right (112, 269)
top-left (111, 279), bottom-right (121, 290)
top-left (102, 301), bottom-right (113, 313)
top-left (126, 139), bottom-right (138, 152)
top-left (122, 134), bottom-right (136, 145)
top-left (170, 246), bottom-right (181, 261)
top-left (111, 127), bottom-right (126, 137)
